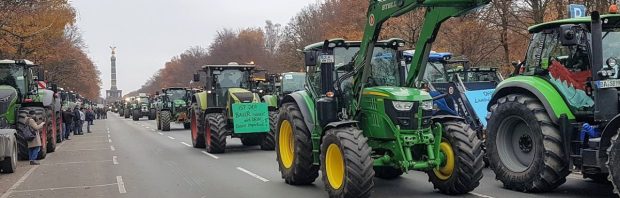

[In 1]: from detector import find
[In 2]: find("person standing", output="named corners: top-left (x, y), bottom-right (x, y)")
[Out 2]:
top-left (73, 106), bottom-right (81, 135)
top-left (78, 108), bottom-right (85, 135)
top-left (26, 110), bottom-right (45, 165)
top-left (61, 109), bottom-right (73, 140)
top-left (86, 108), bottom-right (94, 133)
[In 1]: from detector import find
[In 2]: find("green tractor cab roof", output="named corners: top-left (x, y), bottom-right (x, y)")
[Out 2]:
top-left (528, 14), bottom-right (620, 33)
top-left (0, 59), bottom-right (36, 66)
top-left (303, 38), bottom-right (405, 51)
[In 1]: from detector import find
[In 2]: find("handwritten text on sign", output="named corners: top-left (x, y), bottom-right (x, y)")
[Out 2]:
top-left (232, 103), bottom-right (269, 133)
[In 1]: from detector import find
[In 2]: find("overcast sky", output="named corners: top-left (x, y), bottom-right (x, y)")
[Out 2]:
top-left (70, 0), bottom-right (317, 97)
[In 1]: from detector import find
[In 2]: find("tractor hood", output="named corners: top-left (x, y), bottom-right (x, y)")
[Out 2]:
top-left (0, 86), bottom-right (18, 115)
top-left (362, 86), bottom-right (431, 101)
top-left (228, 88), bottom-right (258, 103)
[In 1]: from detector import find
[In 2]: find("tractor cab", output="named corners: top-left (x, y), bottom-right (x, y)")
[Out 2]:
top-left (197, 63), bottom-right (258, 109)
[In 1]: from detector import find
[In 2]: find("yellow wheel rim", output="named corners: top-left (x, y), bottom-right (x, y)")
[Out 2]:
top-left (434, 140), bottom-right (455, 180)
top-left (326, 144), bottom-right (345, 190)
top-left (279, 120), bottom-right (294, 169)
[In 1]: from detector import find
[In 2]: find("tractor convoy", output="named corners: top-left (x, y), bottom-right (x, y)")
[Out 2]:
top-left (154, 87), bottom-right (192, 131)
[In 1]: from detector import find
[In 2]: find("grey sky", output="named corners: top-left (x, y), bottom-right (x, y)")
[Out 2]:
top-left (70, 0), bottom-right (317, 97)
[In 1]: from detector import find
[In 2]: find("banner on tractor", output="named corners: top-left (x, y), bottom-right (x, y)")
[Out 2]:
top-left (232, 103), bottom-right (269, 133)
top-left (463, 89), bottom-right (495, 127)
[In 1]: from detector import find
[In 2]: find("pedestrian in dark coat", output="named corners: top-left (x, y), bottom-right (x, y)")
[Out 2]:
top-left (62, 109), bottom-right (74, 140)
top-left (86, 109), bottom-right (95, 133)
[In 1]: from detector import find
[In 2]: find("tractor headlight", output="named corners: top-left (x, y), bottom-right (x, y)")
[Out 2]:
top-left (421, 100), bottom-right (433, 111)
top-left (392, 101), bottom-right (414, 111)
top-left (259, 90), bottom-right (263, 93)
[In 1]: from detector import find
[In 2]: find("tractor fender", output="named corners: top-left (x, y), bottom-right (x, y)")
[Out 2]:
top-left (192, 91), bottom-right (208, 111)
top-left (324, 120), bottom-right (358, 131)
top-left (262, 95), bottom-right (278, 111)
top-left (281, 91), bottom-right (316, 134)
top-left (488, 76), bottom-right (575, 124)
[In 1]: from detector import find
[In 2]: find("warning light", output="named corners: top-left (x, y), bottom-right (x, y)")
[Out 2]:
top-left (326, 91), bottom-right (334, 98)
top-left (611, 3), bottom-right (618, 14)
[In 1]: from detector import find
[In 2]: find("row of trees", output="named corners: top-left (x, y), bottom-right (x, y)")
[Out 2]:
top-left (130, 0), bottom-right (614, 95)
top-left (0, 0), bottom-right (101, 100)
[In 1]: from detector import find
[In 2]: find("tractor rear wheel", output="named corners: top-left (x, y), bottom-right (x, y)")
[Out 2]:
top-left (428, 121), bottom-right (484, 195)
top-left (124, 109), bottom-right (130, 118)
top-left (132, 110), bottom-right (140, 121)
top-left (276, 102), bottom-right (318, 185)
top-left (46, 109), bottom-right (57, 153)
top-left (487, 94), bottom-right (568, 192)
top-left (374, 166), bottom-right (403, 179)
top-left (205, 113), bottom-right (227, 153)
top-left (259, 111), bottom-right (277, 150)
top-left (0, 141), bottom-right (17, 173)
top-left (320, 126), bottom-right (374, 198)
top-left (160, 111), bottom-right (171, 131)
top-left (190, 109), bottom-right (205, 148)
top-left (607, 132), bottom-right (620, 195)
top-left (149, 109), bottom-right (156, 120)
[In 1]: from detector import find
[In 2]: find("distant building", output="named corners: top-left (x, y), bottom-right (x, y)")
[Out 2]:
top-left (106, 47), bottom-right (122, 104)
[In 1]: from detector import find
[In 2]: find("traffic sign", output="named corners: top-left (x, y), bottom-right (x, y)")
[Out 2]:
top-left (568, 4), bottom-right (586, 18)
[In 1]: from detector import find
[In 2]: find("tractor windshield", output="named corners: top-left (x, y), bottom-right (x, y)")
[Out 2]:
top-left (167, 89), bottom-right (186, 101)
top-left (281, 73), bottom-right (306, 93)
top-left (602, 29), bottom-right (620, 72)
top-left (369, 47), bottom-right (400, 86)
top-left (0, 64), bottom-right (26, 96)
top-left (216, 69), bottom-right (247, 88)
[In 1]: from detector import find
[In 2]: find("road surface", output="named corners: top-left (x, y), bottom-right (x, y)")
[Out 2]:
top-left (0, 113), bottom-right (615, 198)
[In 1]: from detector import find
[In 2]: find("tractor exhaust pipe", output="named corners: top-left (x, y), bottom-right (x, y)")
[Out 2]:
top-left (591, 11), bottom-right (619, 121)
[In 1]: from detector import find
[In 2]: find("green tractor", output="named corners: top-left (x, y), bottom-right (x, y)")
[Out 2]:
top-left (123, 98), bottom-right (132, 119)
top-left (189, 63), bottom-right (275, 153)
top-left (274, 1), bottom-right (489, 197)
top-left (155, 87), bottom-right (192, 131)
top-left (261, 72), bottom-right (306, 142)
top-left (131, 94), bottom-right (156, 121)
top-left (0, 59), bottom-right (59, 161)
top-left (486, 11), bottom-right (620, 193)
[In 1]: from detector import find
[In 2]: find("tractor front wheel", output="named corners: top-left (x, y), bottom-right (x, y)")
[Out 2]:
top-left (607, 132), bottom-right (620, 195)
top-left (124, 109), bottom-right (130, 119)
top-left (427, 121), bottom-right (484, 195)
top-left (160, 111), bottom-right (171, 131)
top-left (276, 102), bottom-right (318, 185)
top-left (320, 127), bottom-right (374, 198)
top-left (487, 94), bottom-right (569, 192)
top-left (132, 110), bottom-right (140, 121)
top-left (149, 109), bottom-right (156, 120)
top-left (259, 111), bottom-right (277, 150)
top-left (205, 113), bottom-right (227, 154)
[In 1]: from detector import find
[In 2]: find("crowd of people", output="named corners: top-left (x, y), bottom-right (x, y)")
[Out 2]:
top-left (25, 106), bottom-right (108, 165)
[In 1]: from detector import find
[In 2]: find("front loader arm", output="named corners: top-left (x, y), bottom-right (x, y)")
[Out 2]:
top-left (351, 0), bottom-right (490, 112)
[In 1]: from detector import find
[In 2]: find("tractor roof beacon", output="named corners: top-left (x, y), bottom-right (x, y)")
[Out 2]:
top-left (274, 1), bottom-right (490, 197)
top-left (486, 10), bottom-right (620, 194)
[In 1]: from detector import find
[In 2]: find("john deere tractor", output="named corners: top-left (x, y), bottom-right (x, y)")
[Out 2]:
top-left (274, 1), bottom-right (489, 197)
top-left (486, 10), bottom-right (620, 194)
top-left (189, 63), bottom-right (275, 153)
top-left (156, 87), bottom-right (192, 131)
top-left (262, 72), bottom-right (306, 144)
top-left (0, 59), bottom-right (58, 162)
top-left (131, 94), bottom-right (156, 121)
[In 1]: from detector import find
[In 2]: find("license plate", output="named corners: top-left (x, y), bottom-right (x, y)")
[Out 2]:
top-left (319, 55), bottom-right (335, 64)
top-left (596, 79), bottom-right (620, 88)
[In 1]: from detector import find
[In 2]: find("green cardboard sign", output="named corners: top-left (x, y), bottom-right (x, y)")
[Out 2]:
top-left (232, 103), bottom-right (269, 133)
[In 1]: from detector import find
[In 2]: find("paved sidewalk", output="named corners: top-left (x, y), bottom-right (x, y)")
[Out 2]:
top-left (0, 120), bottom-right (123, 198)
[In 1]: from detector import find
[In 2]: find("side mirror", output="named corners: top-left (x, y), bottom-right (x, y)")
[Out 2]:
top-left (193, 73), bottom-right (200, 82)
top-left (304, 51), bottom-right (318, 66)
top-left (51, 84), bottom-right (58, 93)
top-left (559, 25), bottom-right (578, 46)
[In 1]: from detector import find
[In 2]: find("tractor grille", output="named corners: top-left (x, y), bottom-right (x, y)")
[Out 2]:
top-left (0, 90), bottom-right (17, 116)
top-left (384, 100), bottom-right (432, 130)
top-left (232, 92), bottom-right (255, 102)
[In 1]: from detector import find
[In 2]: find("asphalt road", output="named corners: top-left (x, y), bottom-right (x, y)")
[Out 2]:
top-left (0, 113), bottom-right (615, 198)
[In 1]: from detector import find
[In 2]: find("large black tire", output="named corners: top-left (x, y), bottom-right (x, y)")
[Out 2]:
top-left (190, 109), bottom-right (205, 148)
top-left (374, 166), bottom-right (403, 180)
top-left (132, 110), bottom-right (140, 121)
top-left (46, 109), bottom-right (57, 153)
top-left (320, 127), bottom-right (374, 198)
top-left (607, 132), bottom-right (620, 195)
top-left (427, 121), bottom-right (484, 195)
top-left (124, 109), bottom-right (130, 119)
top-left (205, 113), bottom-right (227, 153)
top-left (487, 94), bottom-right (569, 192)
top-left (160, 111), bottom-right (171, 131)
top-left (276, 103), bottom-right (319, 185)
top-left (149, 109), bottom-right (156, 120)
top-left (156, 112), bottom-right (161, 130)
top-left (260, 111), bottom-right (277, 150)
top-left (0, 141), bottom-right (17, 173)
